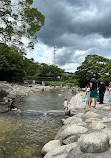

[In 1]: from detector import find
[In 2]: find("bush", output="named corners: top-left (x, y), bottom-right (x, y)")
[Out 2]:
top-left (44, 81), bottom-right (50, 86)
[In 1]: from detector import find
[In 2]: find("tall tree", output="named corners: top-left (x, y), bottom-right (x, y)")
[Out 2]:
top-left (74, 54), bottom-right (110, 87)
top-left (0, 0), bottom-right (45, 53)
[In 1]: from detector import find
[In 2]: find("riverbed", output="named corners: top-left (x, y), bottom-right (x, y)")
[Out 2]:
top-left (0, 89), bottom-right (73, 158)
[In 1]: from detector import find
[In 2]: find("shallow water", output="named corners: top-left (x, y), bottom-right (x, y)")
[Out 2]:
top-left (0, 89), bottom-right (73, 158)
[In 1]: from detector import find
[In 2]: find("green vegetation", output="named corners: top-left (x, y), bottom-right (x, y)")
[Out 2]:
top-left (0, 0), bottom-right (45, 52)
top-left (73, 54), bottom-right (111, 87)
top-left (1, 2), bottom-right (111, 87)
top-left (0, 43), bottom-right (65, 82)
top-left (1, 44), bottom-right (110, 88)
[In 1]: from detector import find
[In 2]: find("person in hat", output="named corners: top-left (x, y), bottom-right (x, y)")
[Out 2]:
top-left (99, 80), bottom-right (106, 104)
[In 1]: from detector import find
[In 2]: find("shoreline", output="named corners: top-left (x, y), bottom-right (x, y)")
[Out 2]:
top-left (41, 91), bottom-right (111, 158)
top-left (0, 81), bottom-right (72, 104)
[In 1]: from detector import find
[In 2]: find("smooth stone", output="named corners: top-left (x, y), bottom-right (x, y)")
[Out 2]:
top-left (43, 143), bottom-right (77, 158)
top-left (79, 132), bottom-right (109, 153)
top-left (101, 106), bottom-right (111, 111)
top-left (102, 128), bottom-right (111, 137)
top-left (102, 117), bottom-right (111, 123)
top-left (74, 113), bottom-right (84, 118)
top-left (89, 122), bottom-right (106, 129)
top-left (62, 116), bottom-right (82, 125)
top-left (41, 140), bottom-right (61, 155)
top-left (62, 135), bottom-right (79, 145)
top-left (85, 118), bottom-right (102, 123)
top-left (84, 111), bottom-right (99, 118)
top-left (55, 124), bottom-right (88, 140)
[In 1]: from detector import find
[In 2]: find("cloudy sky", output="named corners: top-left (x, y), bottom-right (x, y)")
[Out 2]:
top-left (26, 0), bottom-right (111, 72)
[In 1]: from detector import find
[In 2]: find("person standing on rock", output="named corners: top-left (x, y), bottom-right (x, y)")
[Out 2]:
top-left (99, 80), bottom-right (106, 104)
top-left (85, 86), bottom-right (90, 108)
top-left (107, 82), bottom-right (111, 106)
top-left (63, 99), bottom-right (70, 115)
top-left (89, 78), bottom-right (98, 109)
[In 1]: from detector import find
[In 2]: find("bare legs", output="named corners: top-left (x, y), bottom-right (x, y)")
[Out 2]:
top-left (94, 98), bottom-right (97, 109)
top-left (89, 97), bottom-right (97, 109)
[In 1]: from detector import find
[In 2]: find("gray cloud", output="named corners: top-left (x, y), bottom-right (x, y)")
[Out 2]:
top-left (32, 0), bottom-right (111, 70)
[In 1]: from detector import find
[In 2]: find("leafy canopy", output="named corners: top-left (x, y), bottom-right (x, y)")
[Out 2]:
top-left (74, 54), bottom-right (110, 87)
top-left (0, 0), bottom-right (45, 53)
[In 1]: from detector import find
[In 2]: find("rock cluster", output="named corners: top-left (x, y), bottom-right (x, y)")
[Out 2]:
top-left (0, 82), bottom-right (61, 103)
top-left (41, 92), bottom-right (111, 158)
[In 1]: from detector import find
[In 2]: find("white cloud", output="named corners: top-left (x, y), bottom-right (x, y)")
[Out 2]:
top-left (26, 41), bottom-right (53, 65)
top-left (75, 50), bottom-right (87, 56)
top-left (61, 63), bottom-right (79, 72)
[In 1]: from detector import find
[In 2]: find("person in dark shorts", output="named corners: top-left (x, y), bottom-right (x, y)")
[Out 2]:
top-left (89, 78), bottom-right (98, 109)
top-left (99, 80), bottom-right (106, 104)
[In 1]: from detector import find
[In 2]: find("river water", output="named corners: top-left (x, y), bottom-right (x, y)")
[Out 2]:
top-left (0, 89), bottom-right (73, 158)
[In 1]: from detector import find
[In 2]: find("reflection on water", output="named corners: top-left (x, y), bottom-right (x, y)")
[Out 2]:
top-left (0, 89), bottom-right (73, 158)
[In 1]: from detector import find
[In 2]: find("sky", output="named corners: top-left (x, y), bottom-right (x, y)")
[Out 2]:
top-left (26, 0), bottom-right (111, 72)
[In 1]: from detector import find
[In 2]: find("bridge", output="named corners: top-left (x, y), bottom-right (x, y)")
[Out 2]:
top-left (24, 76), bottom-right (61, 84)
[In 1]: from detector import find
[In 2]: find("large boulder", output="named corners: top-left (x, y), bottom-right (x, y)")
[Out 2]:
top-left (85, 118), bottom-right (102, 123)
top-left (43, 143), bottom-right (77, 158)
top-left (62, 116), bottom-right (82, 125)
top-left (41, 140), bottom-right (61, 155)
top-left (102, 128), bottom-right (111, 137)
top-left (69, 93), bottom-right (86, 109)
top-left (62, 135), bottom-right (79, 145)
top-left (79, 132), bottom-right (109, 153)
top-left (102, 117), bottom-right (111, 123)
top-left (89, 122), bottom-right (106, 129)
top-left (74, 113), bottom-right (84, 118)
top-left (84, 111), bottom-right (99, 118)
top-left (55, 124), bottom-right (88, 141)
top-left (101, 106), bottom-right (111, 111)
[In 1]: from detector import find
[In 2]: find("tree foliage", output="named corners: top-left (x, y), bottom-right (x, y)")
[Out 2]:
top-left (0, 0), bottom-right (45, 53)
top-left (0, 44), bottom-right (64, 82)
top-left (74, 54), bottom-right (111, 87)
top-left (38, 63), bottom-right (64, 77)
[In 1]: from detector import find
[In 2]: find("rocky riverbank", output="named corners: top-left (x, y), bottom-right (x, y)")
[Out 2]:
top-left (41, 91), bottom-right (111, 158)
top-left (0, 81), bottom-right (70, 103)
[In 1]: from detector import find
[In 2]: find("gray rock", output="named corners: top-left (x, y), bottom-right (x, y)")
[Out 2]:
top-left (85, 118), bottom-right (102, 123)
top-left (74, 113), bottom-right (84, 118)
top-left (61, 116), bottom-right (87, 127)
top-left (102, 128), bottom-right (111, 137)
top-left (102, 117), bottom-right (111, 123)
top-left (68, 146), bottom-right (111, 158)
top-left (43, 143), bottom-right (77, 158)
top-left (55, 124), bottom-right (88, 140)
top-left (62, 116), bottom-right (82, 125)
top-left (101, 106), bottom-right (111, 111)
top-left (79, 132), bottom-right (109, 153)
top-left (62, 135), bottom-right (79, 145)
top-left (89, 122), bottom-right (106, 129)
top-left (84, 111), bottom-right (99, 118)
top-left (41, 140), bottom-right (61, 155)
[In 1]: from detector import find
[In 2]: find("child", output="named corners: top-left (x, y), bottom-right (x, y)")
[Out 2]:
top-left (63, 99), bottom-right (69, 114)
top-left (85, 87), bottom-right (90, 108)
top-left (10, 101), bottom-right (17, 110)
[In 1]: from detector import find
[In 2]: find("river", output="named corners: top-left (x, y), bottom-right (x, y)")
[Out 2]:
top-left (0, 89), bottom-right (73, 158)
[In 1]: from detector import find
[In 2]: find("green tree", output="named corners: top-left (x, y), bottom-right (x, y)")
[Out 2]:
top-left (102, 60), bottom-right (111, 86)
top-left (38, 64), bottom-right (64, 77)
top-left (0, 0), bottom-right (45, 53)
top-left (74, 54), bottom-right (110, 87)
top-left (0, 43), bottom-right (25, 81)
